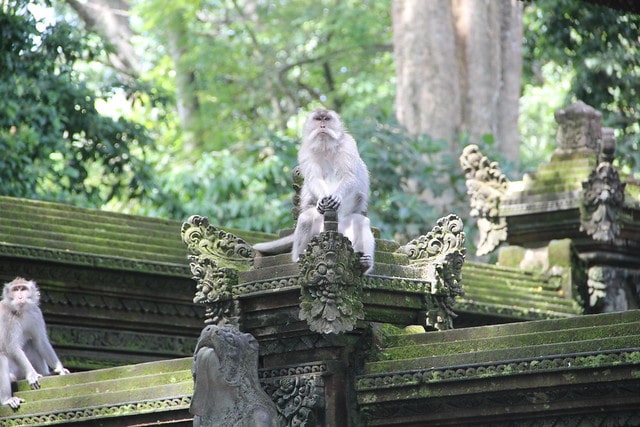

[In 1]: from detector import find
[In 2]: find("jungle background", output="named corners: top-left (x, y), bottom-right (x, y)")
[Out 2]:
top-left (1, 0), bottom-right (638, 257)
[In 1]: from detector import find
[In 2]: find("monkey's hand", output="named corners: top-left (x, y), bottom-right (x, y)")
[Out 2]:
top-left (54, 366), bottom-right (70, 375)
top-left (2, 396), bottom-right (25, 409)
top-left (26, 371), bottom-right (42, 389)
top-left (317, 195), bottom-right (341, 214)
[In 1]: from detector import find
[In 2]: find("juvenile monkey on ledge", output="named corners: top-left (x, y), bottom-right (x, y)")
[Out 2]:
top-left (254, 108), bottom-right (375, 273)
top-left (0, 277), bottom-right (69, 409)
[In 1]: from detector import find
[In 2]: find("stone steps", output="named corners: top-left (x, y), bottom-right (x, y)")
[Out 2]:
top-left (0, 196), bottom-right (268, 274)
top-left (357, 310), bottom-right (640, 426)
top-left (0, 358), bottom-right (193, 426)
top-left (456, 261), bottom-right (582, 320)
top-left (363, 310), bottom-right (640, 375)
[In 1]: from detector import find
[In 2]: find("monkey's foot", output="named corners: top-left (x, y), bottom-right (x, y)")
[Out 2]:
top-left (317, 195), bottom-right (341, 214)
top-left (3, 396), bottom-right (24, 409)
top-left (55, 367), bottom-right (71, 375)
top-left (359, 254), bottom-right (373, 274)
top-left (27, 372), bottom-right (42, 389)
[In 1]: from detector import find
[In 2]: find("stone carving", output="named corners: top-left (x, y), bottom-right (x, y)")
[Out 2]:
top-left (580, 128), bottom-right (625, 242)
top-left (298, 209), bottom-right (365, 334)
top-left (554, 101), bottom-right (602, 156)
top-left (190, 324), bottom-right (279, 427)
top-left (587, 266), bottom-right (640, 312)
top-left (181, 215), bottom-right (254, 325)
top-left (264, 375), bottom-right (324, 426)
top-left (396, 214), bottom-right (466, 329)
top-left (182, 215), bottom-right (254, 265)
top-left (459, 144), bottom-right (508, 256)
top-left (291, 166), bottom-right (304, 220)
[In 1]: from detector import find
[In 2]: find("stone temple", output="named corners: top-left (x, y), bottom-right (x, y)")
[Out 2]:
top-left (0, 101), bottom-right (639, 426)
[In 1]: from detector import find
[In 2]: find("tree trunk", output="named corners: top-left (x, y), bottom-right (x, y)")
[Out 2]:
top-left (392, 0), bottom-right (522, 161)
top-left (66, 0), bottom-right (140, 78)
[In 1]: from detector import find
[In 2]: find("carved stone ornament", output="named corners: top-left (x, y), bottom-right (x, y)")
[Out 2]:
top-left (298, 210), bottom-right (365, 334)
top-left (190, 325), bottom-right (279, 427)
top-left (459, 144), bottom-right (508, 256)
top-left (181, 215), bottom-right (254, 266)
top-left (181, 215), bottom-right (254, 325)
top-left (291, 166), bottom-right (304, 220)
top-left (396, 214), bottom-right (466, 328)
top-left (580, 129), bottom-right (625, 242)
top-left (554, 100), bottom-right (602, 156)
top-left (264, 375), bottom-right (324, 426)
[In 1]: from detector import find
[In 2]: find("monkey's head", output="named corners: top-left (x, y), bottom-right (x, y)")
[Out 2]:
top-left (303, 108), bottom-right (344, 144)
top-left (2, 277), bottom-right (39, 311)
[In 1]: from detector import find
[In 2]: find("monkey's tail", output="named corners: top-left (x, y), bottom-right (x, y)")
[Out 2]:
top-left (253, 234), bottom-right (294, 255)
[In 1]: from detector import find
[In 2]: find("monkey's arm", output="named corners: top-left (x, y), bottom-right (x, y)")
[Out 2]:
top-left (11, 347), bottom-right (41, 388)
top-left (29, 309), bottom-right (69, 375)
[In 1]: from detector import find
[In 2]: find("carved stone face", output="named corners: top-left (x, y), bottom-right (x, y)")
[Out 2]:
top-left (191, 324), bottom-right (278, 426)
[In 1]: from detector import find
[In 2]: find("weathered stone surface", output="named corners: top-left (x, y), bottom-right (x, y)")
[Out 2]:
top-left (190, 325), bottom-right (278, 427)
top-left (358, 310), bottom-right (640, 426)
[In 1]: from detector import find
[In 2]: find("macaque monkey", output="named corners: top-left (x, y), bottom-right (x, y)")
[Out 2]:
top-left (254, 109), bottom-right (375, 273)
top-left (0, 277), bottom-right (69, 409)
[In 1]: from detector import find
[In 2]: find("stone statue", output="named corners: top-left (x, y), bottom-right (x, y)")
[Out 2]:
top-left (190, 325), bottom-right (279, 427)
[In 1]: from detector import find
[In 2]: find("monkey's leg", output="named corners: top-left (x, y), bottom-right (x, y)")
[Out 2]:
top-left (292, 208), bottom-right (324, 262)
top-left (0, 355), bottom-right (24, 409)
top-left (339, 214), bottom-right (375, 273)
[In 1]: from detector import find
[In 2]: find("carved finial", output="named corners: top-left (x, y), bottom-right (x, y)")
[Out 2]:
top-left (181, 215), bottom-right (253, 325)
top-left (554, 101), bottom-right (602, 157)
top-left (291, 166), bottom-right (304, 220)
top-left (298, 212), bottom-right (364, 334)
top-left (181, 215), bottom-right (254, 264)
top-left (600, 127), bottom-right (616, 163)
top-left (396, 214), bottom-right (466, 330)
top-left (459, 144), bottom-right (508, 255)
top-left (580, 129), bottom-right (625, 242)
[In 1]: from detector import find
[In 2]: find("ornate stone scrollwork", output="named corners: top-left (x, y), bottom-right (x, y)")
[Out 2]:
top-left (181, 215), bottom-right (254, 325)
top-left (298, 210), bottom-right (365, 334)
top-left (580, 128), bottom-right (625, 242)
top-left (396, 214), bottom-right (466, 329)
top-left (459, 144), bottom-right (508, 256)
top-left (264, 375), bottom-right (324, 426)
top-left (182, 215), bottom-right (255, 265)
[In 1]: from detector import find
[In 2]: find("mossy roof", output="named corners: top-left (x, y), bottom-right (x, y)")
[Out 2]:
top-left (358, 309), bottom-right (640, 424)
top-left (2, 310), bottom-right (638, 426)
top-left (0, 196), bottom-right (580, 320)
top-left (0, 196), bottom-right (269, 276)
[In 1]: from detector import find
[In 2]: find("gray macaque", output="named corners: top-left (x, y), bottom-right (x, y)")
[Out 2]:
top-left (0, 277), bottom-right (69, 409)
top-left (254, 109), bottom-right (375, 273)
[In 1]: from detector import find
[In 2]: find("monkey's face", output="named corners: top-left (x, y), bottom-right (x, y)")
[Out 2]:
top-left (3, 279), bottom-right (38, 311)
top-left (9, 284), bottom-right (31, 309)
top-left (304, 109), bottom-right (343, 143)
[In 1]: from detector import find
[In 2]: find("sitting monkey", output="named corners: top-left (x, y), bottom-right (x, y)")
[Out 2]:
top-left (254, 108), bottom-right (375, 273)
top-left (0, 277), bottom-right (69, 409)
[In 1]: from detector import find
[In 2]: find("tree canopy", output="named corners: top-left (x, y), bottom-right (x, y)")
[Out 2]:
top-left (0, 0), bottom-right (154, 207)
top-left (1, 0), bottom-right (638, 248)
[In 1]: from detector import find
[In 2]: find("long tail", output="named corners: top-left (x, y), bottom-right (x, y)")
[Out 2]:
top-left (253, 233), bottom-right (294, 255)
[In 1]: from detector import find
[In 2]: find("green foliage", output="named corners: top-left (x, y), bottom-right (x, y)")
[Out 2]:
top-left (522, 0), bottom-right (640, 174)
top-left (135, 0), bottom-right (394, 153)
top-left (0, 1), bottom-right (154, 206)
top-left (119, 132), bottom-right (298, 232)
